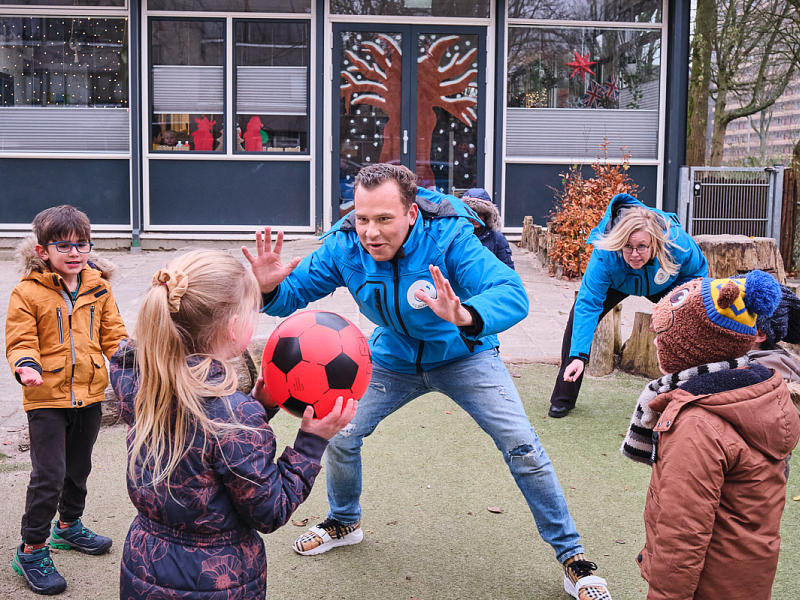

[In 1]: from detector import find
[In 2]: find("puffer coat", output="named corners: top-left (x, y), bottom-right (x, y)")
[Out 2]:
top-left (6, 238), bottom-right (127, 410)
top-left (110, 341), bottom-right (328, 599)
top-left (638, 365), bottom-right (800, 599)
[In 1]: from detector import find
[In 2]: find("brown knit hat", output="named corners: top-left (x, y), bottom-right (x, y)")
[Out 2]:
top-left (652, 271), bottom-right (781, 373)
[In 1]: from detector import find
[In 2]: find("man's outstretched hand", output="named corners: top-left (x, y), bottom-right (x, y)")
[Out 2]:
top-left (241, 227), bottom-right (302, 294)
top-left (414, 265), bottom-right (474, 327)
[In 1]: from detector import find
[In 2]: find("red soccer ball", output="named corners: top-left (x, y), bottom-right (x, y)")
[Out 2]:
top-left (261, 311), bottom-right (372, 418)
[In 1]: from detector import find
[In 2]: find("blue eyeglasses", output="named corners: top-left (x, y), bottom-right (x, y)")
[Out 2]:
top-left (46, 241), bottom-right (93, 254)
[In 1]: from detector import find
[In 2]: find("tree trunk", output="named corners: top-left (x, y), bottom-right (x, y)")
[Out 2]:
top-left (620, 312), bottom-right (662, 380)
top-left (709, 84), bottom-right (729, 167)
top-left (686, 0), bottom-right (716, 166)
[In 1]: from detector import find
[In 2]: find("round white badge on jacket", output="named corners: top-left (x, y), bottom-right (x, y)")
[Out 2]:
top-left (407, 280), bottom-right (437, 309)
top-left (654, 268), bottom-right (669, 285)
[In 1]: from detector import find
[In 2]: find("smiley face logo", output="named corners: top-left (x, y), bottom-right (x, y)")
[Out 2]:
top-left (407, 279), bottom-right (437, 309)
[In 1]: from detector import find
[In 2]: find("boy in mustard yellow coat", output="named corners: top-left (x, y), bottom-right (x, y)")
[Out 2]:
top-left (5, 205), bottom-right (127, 595)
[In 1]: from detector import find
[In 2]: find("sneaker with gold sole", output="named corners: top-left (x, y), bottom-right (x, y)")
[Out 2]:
top-left (292, 518), bottom-right (363, 556)
top-left (563, 555), bottom-right (613, 600)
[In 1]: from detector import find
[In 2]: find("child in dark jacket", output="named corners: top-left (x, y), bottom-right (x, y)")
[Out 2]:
top-left (460, 188), bottom-right (515, 270)
top-left (110, 250), bottom-right (356, 599)
top-left (622, 271), bottom-right (800, 600)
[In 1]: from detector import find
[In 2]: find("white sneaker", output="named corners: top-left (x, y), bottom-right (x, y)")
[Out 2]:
top-left (292, 518), bottom-right (363, 556)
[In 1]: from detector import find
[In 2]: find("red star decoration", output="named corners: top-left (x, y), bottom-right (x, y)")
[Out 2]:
top-left (565, 50), bottom-right (596, 82)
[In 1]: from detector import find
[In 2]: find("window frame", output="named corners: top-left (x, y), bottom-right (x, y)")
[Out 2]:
top-left (143, 7), bottom-right (313, 161)
top-left (504, 4), bottom-right (668, 167)
top-left (148, 15), bottom-right (228, 155)
top-left (232, 17), bottom-right (311, 155)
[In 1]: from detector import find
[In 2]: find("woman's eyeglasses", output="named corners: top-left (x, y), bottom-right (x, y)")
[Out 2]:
top-left (46, 241), bottom-right (93, 254)
top-left (622, 244), bottom-right (650, 255)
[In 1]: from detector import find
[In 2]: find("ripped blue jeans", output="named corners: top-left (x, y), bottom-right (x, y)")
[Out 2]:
top-left (324, 348), bottom-right (584, 563)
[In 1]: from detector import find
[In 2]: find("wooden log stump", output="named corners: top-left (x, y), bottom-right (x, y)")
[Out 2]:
top-left (587, 304), bottom-right (622, 377)
top-left (694, 235), bottom-right (786, 283)
top-left (521, 216), bottom-right (535, 250)
top-left (620, 312), bottom-right (661, 380)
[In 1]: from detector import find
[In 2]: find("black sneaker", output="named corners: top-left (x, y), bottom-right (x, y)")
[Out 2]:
top-left (50, 519), bottom-right (112, 556)
top-left (13, 543), bottom-right (67, 595)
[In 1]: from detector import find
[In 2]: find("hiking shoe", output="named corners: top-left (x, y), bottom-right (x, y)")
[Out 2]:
top-left (563, 556), bottom-right (613, 600)
top-left (13, 543), bottom-right (67, 595)
top-left (50, 519), bottom-right (112, 556)
top-left (292, 518), bottom-right (363, 556)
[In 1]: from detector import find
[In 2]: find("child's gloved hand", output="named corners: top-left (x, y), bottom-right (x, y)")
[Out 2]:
top-left (251, 374), bottom-right (278, 409)
top-left (15, 366), bottom-right (43, 387)
top-left (300, 397), bottom-right (358, 440)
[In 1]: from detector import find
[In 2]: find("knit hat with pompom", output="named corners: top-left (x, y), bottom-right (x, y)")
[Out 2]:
top-left (651, 270), bottom-right (781, 373)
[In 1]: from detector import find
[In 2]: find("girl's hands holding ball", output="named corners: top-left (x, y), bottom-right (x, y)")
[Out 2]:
top-left (300, 397), bottom-right (358, 440)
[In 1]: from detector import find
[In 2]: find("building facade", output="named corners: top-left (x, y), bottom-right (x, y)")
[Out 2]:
top-left (0, 0), bottom-right (688, 242)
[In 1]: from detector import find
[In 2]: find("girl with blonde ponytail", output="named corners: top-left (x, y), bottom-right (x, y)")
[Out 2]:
top-left (109, 249), bottom-right (356, 600)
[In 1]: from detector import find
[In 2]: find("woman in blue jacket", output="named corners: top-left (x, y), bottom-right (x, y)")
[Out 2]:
top-left (548, 194), bottom-right (708, 418)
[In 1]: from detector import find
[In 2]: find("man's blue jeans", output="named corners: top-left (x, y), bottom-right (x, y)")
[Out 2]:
top-left (325, 348), bottom-right (585, 563)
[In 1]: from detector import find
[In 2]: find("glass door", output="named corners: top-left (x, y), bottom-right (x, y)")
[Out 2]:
top-left (333, 24), bottom-right (485, 217)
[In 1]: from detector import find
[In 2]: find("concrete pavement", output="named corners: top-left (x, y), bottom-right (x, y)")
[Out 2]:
top-left (0, 238), bottom-right (651, 457)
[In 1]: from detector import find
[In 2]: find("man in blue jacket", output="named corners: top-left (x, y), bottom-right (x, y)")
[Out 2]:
top-left (243, 164), bottom-right (613, 600)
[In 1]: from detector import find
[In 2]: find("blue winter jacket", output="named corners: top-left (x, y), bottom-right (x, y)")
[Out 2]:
top-left (110, 340), bottom-right (327, 600)
top-left (263, 187), bottom-right (529, 374)
top-left (569, 194), bottom-right (708, 361)
top-left (477, 227), bottom-right (515, 270)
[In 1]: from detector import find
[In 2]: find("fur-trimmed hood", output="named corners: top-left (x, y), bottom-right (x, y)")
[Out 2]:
top-left (15, 236), bottom-right (119, 280)
top-left (461, 195), bottom-right (501, 231)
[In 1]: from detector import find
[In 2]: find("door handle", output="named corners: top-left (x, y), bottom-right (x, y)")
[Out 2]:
top-left (403, 129), bottom-right (409, 155)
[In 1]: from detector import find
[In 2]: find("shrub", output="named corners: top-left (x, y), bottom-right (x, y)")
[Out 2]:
top-left (547, 141), bottom-right (638, 279)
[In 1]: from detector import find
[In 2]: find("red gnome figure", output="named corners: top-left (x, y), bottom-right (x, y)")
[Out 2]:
top-left (191, 116), bottom-right (216, 151)
top-left (243, 116), bottom-right (264, 152)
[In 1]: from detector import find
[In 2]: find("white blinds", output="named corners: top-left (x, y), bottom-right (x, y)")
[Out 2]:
top-left (0, 107), bottom-right (130, 152)
top-left (506, 108), bottom-right (658, 159)
top-left (152, 65), bottom-right (224, 114)
top-left (236, 66), bottom-right (307, 115)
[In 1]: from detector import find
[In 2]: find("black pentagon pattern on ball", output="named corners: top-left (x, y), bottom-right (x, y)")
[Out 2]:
top-left (315, 311), bottom-right (350, 332)
top-left (272, 337), bottom-right (303, 375)
top-left (324, 353), bottom-right (359, 390)
top-left (281, 396), bottom-right (312, 419)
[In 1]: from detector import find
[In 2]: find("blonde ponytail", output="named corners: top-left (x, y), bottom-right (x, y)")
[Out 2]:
top-left (128, 250), bottom-right (260, 487)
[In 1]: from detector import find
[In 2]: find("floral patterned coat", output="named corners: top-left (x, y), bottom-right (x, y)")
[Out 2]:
top-left (110, 340), bottom-right (328, 599)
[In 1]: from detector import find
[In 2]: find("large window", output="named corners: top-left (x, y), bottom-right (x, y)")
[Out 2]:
top-left (507, 0), bottom-right (661, 22)
top-left (148, 17), bottom-right (309, 154)
top-left (0, 16), bottom-right (129, 152)
top-left (235, 20), bottom-right (308, 154)
top-left (150, 19), bottom-right (224, 153)
top-left (506, 15), bottom-right (663, 160)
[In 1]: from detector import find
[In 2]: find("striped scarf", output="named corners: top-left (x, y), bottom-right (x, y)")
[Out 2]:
top-left (620, 356), bottom-right (751, 465)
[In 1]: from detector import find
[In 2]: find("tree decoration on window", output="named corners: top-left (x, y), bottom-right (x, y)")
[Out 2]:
top-left (340, 34), bottom-right (478, 188)
top-left (415, 35), bottom-right (478, 187)
top-left (341, 34), bottom-right (403, 164)
top-left (565, 50), bottom-right (596, 82)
